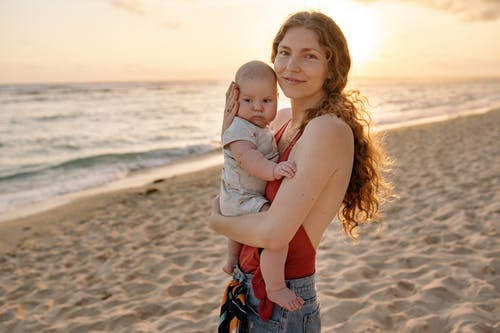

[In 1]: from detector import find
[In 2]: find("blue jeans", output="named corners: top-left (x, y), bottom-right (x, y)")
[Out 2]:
top-left (233, 264), bottom-right (321, 333)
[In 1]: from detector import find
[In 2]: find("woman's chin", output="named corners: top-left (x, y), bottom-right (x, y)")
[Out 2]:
top-left (280, 86), bottom-right (326, 103)
top-left (280, 87), bottom-right (302, 98)
top-left (281, 90), bottom-right (310, 100)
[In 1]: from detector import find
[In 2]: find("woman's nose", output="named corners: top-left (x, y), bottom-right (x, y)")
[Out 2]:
top-left (286, 55), bottom-right (300, 72)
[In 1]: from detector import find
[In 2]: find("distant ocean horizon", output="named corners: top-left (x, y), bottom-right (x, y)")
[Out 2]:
top-left (1, 77), bottom-right (500, 216)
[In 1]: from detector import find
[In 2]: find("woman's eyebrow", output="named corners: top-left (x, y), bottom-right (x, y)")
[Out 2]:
top-left (301, 48), bottom-right (321, 53)
top-left (278, 45), bottom-right (321, 53)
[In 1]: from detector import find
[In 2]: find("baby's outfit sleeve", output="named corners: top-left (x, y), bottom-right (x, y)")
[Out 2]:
top-left (222, 117), bottom-right (258, 148)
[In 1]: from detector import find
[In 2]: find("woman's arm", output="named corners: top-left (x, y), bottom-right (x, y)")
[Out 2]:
top-left (210, 115), bottom-right (354, 250)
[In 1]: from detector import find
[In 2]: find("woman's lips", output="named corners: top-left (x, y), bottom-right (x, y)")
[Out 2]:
top-left (283, 76), bottom-right (305, 85)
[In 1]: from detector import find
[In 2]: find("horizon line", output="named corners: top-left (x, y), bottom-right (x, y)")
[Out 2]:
top-left (2, 74), bottom-right (500, 86)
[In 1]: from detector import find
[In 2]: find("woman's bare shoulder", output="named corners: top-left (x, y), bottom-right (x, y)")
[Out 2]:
top-left (269, 108), bottom-right (291, 132)
top-left (304, 114), bottom-right (353, 143)
top-left (294, 114), bottom-right (354, 172)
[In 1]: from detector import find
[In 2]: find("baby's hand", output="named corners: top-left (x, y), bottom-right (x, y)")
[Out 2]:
top-left (273, 161), bottom-right (297, 180)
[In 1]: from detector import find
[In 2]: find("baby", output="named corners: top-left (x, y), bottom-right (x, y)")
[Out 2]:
top-left (220, 60), bottom-right (303, 311)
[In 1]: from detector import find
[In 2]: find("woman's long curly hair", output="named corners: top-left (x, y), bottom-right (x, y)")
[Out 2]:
top-left (271, 11), bottom-right (393, 239)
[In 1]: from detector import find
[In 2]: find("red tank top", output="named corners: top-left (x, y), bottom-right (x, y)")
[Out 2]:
top-left (238, 119), bottom-right (316, 321)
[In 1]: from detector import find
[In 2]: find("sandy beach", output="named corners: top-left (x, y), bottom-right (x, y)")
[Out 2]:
top-left (0, 110), bottom-right (498, 332)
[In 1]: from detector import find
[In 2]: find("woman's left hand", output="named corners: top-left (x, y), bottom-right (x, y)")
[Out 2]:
top-left (222, 81), bottom-right (239, 139)
top-left (209, 195), bottom-right (222, 232)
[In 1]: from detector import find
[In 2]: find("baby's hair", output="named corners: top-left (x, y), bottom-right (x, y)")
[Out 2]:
top-left (235, 60), bottom-right (276, 84)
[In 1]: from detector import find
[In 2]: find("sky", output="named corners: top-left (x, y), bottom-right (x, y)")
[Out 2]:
top-left (1, 0), bottom-right (500, 84)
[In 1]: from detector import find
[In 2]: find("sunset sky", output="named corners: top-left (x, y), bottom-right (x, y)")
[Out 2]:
top-left (1, 0), bottom-right (499, 83)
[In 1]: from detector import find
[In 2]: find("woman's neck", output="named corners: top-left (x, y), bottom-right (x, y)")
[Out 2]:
top-left (289, 92), bottom-right (325, 129)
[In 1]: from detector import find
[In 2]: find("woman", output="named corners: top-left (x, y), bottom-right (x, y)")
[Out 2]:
top-left (211, 11), bottom-right (391, 332)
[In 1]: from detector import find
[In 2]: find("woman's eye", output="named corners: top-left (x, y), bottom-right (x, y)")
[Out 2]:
top-left (305, 54), bottom-right (318, 59)
top-left (278, 50), bottom-right (289, 56)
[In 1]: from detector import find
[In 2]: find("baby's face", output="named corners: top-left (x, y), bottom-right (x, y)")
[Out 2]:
top-left (237, 77), bottom-right (278, 128)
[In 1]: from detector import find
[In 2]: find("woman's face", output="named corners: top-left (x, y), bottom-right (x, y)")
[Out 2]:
top-left (274, 27), bottom-right (330, 104)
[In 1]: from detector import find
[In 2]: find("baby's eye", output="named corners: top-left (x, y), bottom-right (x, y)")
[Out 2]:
top-left (263, 99), bottom-right (273, 103)
top-left (243, 98), bottom-right (251, 103)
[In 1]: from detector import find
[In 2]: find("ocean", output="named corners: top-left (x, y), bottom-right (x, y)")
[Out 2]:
top-left (1, 77), bottom-right (499, 216)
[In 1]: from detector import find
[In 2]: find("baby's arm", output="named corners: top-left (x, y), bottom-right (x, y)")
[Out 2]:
top-left (229, 141), bottom-right (296, 181)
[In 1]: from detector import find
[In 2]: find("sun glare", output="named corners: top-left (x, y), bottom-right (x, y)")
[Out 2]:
top-left (318, 1), bottom-right (382, 66)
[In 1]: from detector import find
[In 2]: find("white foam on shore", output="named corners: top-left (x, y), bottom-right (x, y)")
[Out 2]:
top-left (0, 150), bottom-right (223, 223)
top-left (373, 105), bottom-right (497, 132)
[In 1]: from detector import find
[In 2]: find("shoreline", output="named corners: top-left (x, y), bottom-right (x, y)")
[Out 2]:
top-left (2, 106), bottom-right (498, 226)
top-left (0, 149), bottom-right (223, 224)
top-left (0, 108), bottom-right (498, 331)
top-left (373, 105), bottom-right (497, 132)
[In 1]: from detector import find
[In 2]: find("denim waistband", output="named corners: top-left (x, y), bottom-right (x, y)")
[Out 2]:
top-left (233, 263), bottom-right (317, 300)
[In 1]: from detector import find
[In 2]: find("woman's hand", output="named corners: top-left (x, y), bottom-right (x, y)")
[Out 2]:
top-left (209, 195), bottom-right (222, 232)
top-left (222, 81), bottom-right (239, 139)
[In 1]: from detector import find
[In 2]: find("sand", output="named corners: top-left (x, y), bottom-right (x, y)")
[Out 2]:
top-left (0, 110), bottom-right (498, 332)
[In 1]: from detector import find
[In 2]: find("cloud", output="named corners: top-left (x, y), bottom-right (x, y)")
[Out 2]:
top-left (110, 0), bottom-right (145, 16)
top-left (107, 0), bottom-right (181, 29)
top-left (356, 0), bottom-right (500, 21)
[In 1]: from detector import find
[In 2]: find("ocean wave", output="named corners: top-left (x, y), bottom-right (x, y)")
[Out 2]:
top-left (0, 144), bottom-right (219, 211)
top-left (0, 84), bottom-right (121, 100)
top-left (34, 114), bottom-right (80, 122)
top-left (0, 144), bottom-right (216, 183)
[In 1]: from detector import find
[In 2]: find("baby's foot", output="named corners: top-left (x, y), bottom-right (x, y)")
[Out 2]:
top-left (267, 286), bottom-right (304, 311)
top-left (222, 262), bottom-right (234, 275)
